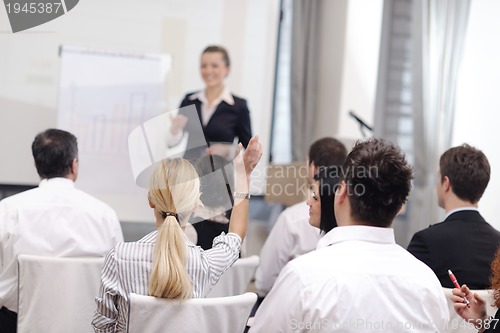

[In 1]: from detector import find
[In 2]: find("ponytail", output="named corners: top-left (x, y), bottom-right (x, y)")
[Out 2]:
top-left (147, 158), bottom-right (200, 299)
top-left (148, 215), bottom-right (192, 299)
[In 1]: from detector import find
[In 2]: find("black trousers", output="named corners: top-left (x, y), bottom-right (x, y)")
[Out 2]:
top-left (0, 307), bottom-right (17, 333)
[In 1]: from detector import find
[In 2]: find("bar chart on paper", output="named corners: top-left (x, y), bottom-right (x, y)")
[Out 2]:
top-left (57, 46), bottom-right (172, 220)
top-left (61, 86), bottom-right (152, 154)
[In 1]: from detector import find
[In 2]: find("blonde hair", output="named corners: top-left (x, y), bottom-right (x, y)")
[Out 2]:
top-left (148, 158), bottom-right (200, 299)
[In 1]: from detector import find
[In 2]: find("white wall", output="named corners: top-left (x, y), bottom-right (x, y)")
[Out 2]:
top-left (315, 0), bottom-right (348, 140)
top-left (315, 0), bottom-right (383, 146)
top-left (452, 0), bottom-right (500, 230)
top-left (338, 0), bottom-right (384, 142)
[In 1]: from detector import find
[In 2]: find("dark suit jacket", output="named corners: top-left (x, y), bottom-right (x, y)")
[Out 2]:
top-left (179, 92), bottom-right (252, 159)
top-left (407, 210), bottom-right (500, 289)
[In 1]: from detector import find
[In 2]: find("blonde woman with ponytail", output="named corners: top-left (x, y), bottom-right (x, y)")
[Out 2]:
top-left (92, 136), bottom-right (262, 333)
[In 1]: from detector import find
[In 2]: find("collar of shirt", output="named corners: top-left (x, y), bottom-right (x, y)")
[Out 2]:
top-left (190, 87), bottom-right (234, 126)
top-left (189, 87), bottom-right (235, 106)
top-left (38, 177), bottom-right (75, 189)
top-left (191, 87), bottom-right (234, 126)
top-left (444, 206), bottom-right (479, 220)
top-left (316, 225), bottom-right (396, 250)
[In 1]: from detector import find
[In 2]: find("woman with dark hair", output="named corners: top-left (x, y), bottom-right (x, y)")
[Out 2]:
top-left (307, 166), bottom-right (341, 234)
top-left (451, 248), bottom-right (500, 332)
top-left (169, 45), bottom-right (252, 160)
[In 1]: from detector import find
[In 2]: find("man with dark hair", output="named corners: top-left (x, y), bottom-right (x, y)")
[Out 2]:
top-left (254, 137), bottom-right (347, 297)
top-left (31, 129), bottom-right (79, 180)
top-left (408, 144), bottom-right (500, 289)
top-left (308, 137), bottom-right (348, 170)
top-left (251, 139), bottom-right (448, 333)
top-left (0, 129), bottom-right (123, 331)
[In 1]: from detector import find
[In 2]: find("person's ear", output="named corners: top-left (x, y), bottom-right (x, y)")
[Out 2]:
top-left (442, 176), bottom-right (451, 192)
top-left (309, 161), bottom-right (318, 177)
top-left (71, 158), bottom-right (78, 176)
top-left (335, 180), bottom-right (348, 205)
top-left (148, 200), bottom-right (155, 209)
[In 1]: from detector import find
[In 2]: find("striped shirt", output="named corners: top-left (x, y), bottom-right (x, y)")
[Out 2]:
top-left (91, 230), bottom-right (241, 333)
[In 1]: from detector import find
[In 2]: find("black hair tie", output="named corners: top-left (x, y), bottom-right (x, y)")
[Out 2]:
top-left (160, 211), bottom-right (179, 222)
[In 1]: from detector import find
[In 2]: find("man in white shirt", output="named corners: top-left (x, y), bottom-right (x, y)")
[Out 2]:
top-left (254, 138), bottom-right (347, 297)
top-left (0, 129), bottom-right (123, 331)
top-left (250, 139), bottom-right (449, 333)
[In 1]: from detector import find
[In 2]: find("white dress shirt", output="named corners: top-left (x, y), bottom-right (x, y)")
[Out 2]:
top-left (92, 231), bottom-right (241, 333)
top-left (251, 225), bottom-right (449, 333)
top-left (254, 201), bottom-right (321, 296)
top-left (0, 177), bottom-right (123, 312)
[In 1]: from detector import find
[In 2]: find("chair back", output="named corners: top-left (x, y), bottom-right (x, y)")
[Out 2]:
top-left (207, 255), bottom-right (259, 298)
top-left (442, 288), bottom-right (497, 333)
top-left (127, 292), bottom-right (257, 333)
top-left (17, 254), bottom-right (104, 333)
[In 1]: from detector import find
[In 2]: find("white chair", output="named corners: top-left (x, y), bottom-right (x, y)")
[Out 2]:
top-left (127, 292), bottom-right (257, 333)
top-left (442, 288), bottom-right (498, 333)
top-left (207, 255), bottom-right (259, 298)
top-left (17, 254), bottom-right (104, 333)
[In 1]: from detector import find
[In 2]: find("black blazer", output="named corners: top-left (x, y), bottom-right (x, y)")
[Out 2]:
top-left (407, 210), bottom-right (500, 289)
top-left (178, 92), bottom-right (252, 159)
top-left (192, 218), bottom-right (229, 250)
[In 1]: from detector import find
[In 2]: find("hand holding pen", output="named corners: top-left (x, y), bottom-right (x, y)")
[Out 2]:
top-left (448, 270), bottom-right (470, 307)
top-left (450, 282), bottom-right (489, 331)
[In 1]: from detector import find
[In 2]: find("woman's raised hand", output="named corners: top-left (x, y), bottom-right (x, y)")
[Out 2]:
top-left (241, 136), bottom-right (262, 176)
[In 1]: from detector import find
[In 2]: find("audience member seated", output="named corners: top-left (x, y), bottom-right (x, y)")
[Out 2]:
top-left (451, 248), bottom-right (500, 333)
top-left (91, 137), bottom-right (262, 333)
top-left (254, 138), bottom-right (347, 297)
top-left (408, 144), bottom-right (500, 289)
top-left (250, 138), bottom-right (449, 333)
top-left (309, 166), bottom-right (342, 244)
top-left (0, 129), bottom-right (123, 332)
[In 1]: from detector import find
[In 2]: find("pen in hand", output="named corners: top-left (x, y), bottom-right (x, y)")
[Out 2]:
top-left (448, 269), bottom-right (470, 308)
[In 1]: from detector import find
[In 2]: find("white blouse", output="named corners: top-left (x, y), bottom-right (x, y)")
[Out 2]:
top-left (91, 231), bottom-right (241, 333)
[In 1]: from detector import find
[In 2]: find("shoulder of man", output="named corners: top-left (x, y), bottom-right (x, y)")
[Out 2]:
top-left (72, 187), bottom-right (117, 215)
top-left (0, 186), bottom-right (39, 207)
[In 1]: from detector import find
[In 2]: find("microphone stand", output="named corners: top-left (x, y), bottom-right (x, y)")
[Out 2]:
top-left (348, 111), bottom-right (373, 138)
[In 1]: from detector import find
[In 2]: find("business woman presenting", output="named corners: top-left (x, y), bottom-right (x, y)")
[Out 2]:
top-left (170, 46), bottom-right (252, 159)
